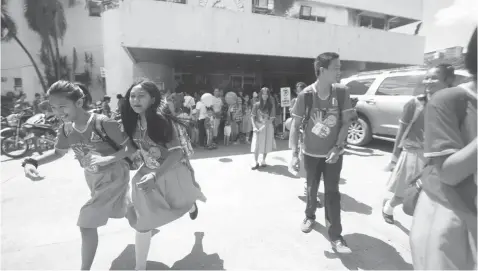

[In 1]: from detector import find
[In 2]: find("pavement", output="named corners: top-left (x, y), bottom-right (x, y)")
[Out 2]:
top-left (0, 139), bottom-right (414, 270)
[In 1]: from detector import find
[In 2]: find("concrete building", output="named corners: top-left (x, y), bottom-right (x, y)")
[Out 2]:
top-left (1, 0), bottom-right (105, 102)
top-left (103, 0), bottom-right (425, 104)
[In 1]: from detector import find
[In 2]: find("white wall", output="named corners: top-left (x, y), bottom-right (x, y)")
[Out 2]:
top-left (102, 6), bottom-right (134, 111)
top-left (1, 0), bottom-right (104, 101)
top-left (119, 1), bottom-right (425, 65)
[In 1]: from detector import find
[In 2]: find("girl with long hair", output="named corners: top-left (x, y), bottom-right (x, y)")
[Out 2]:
top-left (250, 87), bottom-right (276, 169)
top-left (22, 80), bottom-right (132, 270)
top-left (120, 79), bottom-right (206, 271)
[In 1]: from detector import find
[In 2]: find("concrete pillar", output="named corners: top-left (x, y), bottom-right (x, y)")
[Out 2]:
top-left (133, 62), bottom-right (174, 91)
top-left (102, 5), bottom-right (134, 111)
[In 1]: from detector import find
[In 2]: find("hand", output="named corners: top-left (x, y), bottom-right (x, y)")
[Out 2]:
top-left (325, 147), bottom-right (340, 164)
top-left (85, 154), bottom-right (113, 167)
top-left (253, 127), bottom-right (259, 133)
top-left (290, 155), bottom-right (300, 171)
top-left (137, 173), bottom-right (156, 193)
top-left (24, 164), bottom-right (44, 181)
top-left (384, 160), bottom-right (397, 172)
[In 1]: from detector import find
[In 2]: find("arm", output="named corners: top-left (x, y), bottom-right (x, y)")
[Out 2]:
top-left (289, 93), bottom-right (306, 157)
top-left (153, 125), bottom-right (184, 178)
top-left (96, 120), bottom-right (136, 165)
top-left (335, 89), bottom-right (357, 148)
top-left (391, 99), bottom-right (416, 160)
top-left (250, 103), bottom-right (258, 130)
top-left (425, 100), bottom-right (476, 186)
top-left (32, 123), bottom-right (70, 165)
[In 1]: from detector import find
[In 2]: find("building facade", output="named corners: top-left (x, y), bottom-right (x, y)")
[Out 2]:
top-left (103, 0), bottom-right (425, 103)
top-left (1, 0), bottom-right (105, 102)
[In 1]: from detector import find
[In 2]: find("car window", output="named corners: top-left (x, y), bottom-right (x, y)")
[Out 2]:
top-left (376, 75), bottom-right (425, 96)
top-left (454, 75), bottom-right (473, 86)
top-left (345, 78), bottom-right (376, 95)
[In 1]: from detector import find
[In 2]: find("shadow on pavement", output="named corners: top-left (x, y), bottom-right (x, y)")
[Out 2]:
top-left (189, 140), bottom-right (289, 160)
top-left (257, 164), bottom-right (300, 179)
top-left (109, 232), bottom-right (225, 270)
top-left (393, 220), bottom-right (410, 235)
top-left (298, 190), bottom-right (372, 215)
top-left (323, 233), bottom-right (413, 270)
top-left (344, 140), bottom-right (393, 157)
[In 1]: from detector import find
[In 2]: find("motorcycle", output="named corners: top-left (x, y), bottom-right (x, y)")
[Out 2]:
top-left (0, 108), bottom-right (34, 141)
top-left (1, 113), bottom-right (59, 158)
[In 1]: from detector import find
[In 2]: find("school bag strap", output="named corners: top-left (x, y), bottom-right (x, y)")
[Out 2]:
top-left (91, 114), bottom-right (134, 166)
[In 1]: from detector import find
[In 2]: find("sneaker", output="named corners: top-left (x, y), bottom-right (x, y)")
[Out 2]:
top-left (301, 218), bottom-right (315, 233)
top-left (251, 163), bottom-right (260, 170)
top-left (331, 238), bottom-right (352, 254)
top-left (260, 161), bottom-right (267, 167)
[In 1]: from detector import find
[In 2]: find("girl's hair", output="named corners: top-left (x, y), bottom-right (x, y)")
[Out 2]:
top-left (121, 79), bottom-right (186, 147)
top-left (259, 87), bottom-right (273, 115)
top-left (243, 94), bottom-right (253, 108)
top-left (47, 80), bottom-right (92, 109)
top-left (296, 82), bottom-right (306, 90)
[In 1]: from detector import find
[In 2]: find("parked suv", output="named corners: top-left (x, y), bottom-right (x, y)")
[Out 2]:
top-left (340, 66), bottom-right (472, 146)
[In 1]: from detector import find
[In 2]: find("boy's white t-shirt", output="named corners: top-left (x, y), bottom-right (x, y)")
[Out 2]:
top-left (196, 101), bottom-right (208, 120)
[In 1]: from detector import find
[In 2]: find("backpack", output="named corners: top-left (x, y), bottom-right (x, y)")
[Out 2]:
top-left (90, 114), bottom-right (140, 170)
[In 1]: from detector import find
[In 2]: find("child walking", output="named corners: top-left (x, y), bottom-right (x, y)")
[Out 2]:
top-left (22, 81), bottom-right (133, 270)
top-left (120, 79), bottom-right (206, 271)
top-left (204, 107), bottom-right (216, 149)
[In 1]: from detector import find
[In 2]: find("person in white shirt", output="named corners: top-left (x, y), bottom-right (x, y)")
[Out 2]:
top-left (212, 88), bottom-right (223, 143)
top-left (196, 94), bottom-right (208, 146)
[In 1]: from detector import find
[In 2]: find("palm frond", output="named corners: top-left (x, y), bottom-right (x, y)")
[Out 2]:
top-left (1, 0), bottom-right (17, 41)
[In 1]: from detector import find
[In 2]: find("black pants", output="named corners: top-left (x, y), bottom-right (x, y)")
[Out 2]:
top-left (198, 119), bottom-right (206, 146)
top-left (303, 154), bottom-right (343, 242)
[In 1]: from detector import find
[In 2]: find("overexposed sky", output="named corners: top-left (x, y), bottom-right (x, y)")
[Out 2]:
top-left (393, 0), bottom-right (477, 52)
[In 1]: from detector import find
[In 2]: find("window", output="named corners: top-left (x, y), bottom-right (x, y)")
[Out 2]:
top-left (299, 5), bottom-right (312, 18)
top-left (345, 78), bottom-right (376, 95)
top-left (359, 15), bottom-right (386, 30)
top-left (376, 75), bottom-right (425, 96)
top-left (455, 75), bottom-right (474, 85)
top-left (14, 78), bottom-right (22, 87)
top-left (254, 0), bottom-right (269, 8)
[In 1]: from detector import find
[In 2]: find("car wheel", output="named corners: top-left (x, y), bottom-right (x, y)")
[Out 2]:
top-left (347, 116), bottom-right (372, 146)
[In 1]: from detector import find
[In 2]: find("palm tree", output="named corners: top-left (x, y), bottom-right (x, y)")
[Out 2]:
top-left (24, 0), bottom-right (67, 81)
top-left (1, 0), bottom-right (48, 92)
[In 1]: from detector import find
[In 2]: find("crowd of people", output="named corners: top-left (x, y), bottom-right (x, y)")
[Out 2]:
top-left (18, 27), bottom-right (476, 270)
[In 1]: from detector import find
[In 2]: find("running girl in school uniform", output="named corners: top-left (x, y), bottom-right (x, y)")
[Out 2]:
top-left (120, 79), bottom-right (206, 271)
top-left (22, 81), bottom-right (133, 270)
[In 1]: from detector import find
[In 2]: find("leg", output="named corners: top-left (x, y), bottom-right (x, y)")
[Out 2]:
top-left (198, 119), bottom-right (206, 146)
top-left (322, 156), bottom-right (343, 241)
top-left (80, 227), bottom-right (99, 270)
top-left (135, 230), bottom-right (152, 271)
top-left (302, 155), bottom-right (324, 233)
top-left (261, 153), bottom-right (268, 166)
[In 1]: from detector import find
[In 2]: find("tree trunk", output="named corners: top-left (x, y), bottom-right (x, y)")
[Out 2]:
top-left (13, 34), bottom-right (48, 92)
top-left (52, 11), bottom-right (61, 80)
